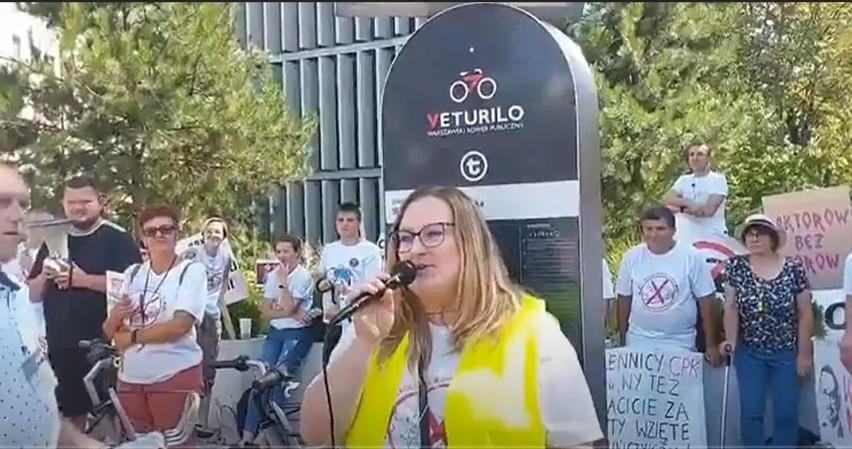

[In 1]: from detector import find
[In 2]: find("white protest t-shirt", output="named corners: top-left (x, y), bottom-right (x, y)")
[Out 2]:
top-left (615, 242), bottom-right (716, 350)
top-left (0, 279), bottom-right (59, 448)
top-left (602, 258), bottom-right (615, 300)
top-left (262, 264), bottom-right (314, 329)
top-left (117, 259), bottom-right (207, 384)
top-left (187, 243), bottom-right (232, 320)
top-left (671, 171), bottom-right (729, 234)
top-left (326, 313), bottom-right (603, 447)
top-left (320, 239), bottom-right (382, 327)
top-left (844, 252), bottom-right (852, 297)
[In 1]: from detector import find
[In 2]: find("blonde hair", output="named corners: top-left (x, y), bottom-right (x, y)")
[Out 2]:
top-left (380, 186), bottom-right (524, 369)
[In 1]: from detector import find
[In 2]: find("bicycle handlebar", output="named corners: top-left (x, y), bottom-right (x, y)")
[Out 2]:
top-left (79, 339), bottom-right (118, 364)
top-left (209, 355), bottom-right (265, 373)
top-left (211, 355), bottom-right (295, 392)
top-left (253, 369), bottom-right (284, 391)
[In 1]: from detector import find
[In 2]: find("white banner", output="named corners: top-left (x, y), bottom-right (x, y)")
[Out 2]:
top-left (177, 234), bottom-right (247, 305)
top-left (814, 337), bottom-right (852, 446)
top-left (606, 347), bottom-right (708, 449)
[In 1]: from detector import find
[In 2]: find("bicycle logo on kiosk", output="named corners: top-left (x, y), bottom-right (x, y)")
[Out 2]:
top-left (450, 68), bottom-right (497, 103)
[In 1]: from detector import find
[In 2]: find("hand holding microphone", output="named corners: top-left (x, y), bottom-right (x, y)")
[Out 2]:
top-left (330, 261), bottom-right (417, 345)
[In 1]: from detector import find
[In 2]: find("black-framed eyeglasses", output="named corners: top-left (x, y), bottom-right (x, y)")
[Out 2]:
top-left (389, 222), bottom-right (455, 253)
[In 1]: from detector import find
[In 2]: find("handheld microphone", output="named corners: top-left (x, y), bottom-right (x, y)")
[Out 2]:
top-left (327, 261), bottom-right (417, 327)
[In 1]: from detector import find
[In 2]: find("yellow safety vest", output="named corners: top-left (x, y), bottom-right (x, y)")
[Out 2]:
top-left (346, 295), bottom-right (547, 448)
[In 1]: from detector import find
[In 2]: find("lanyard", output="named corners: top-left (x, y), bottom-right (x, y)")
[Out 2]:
top-left (418, 363), bottom-right (430, 448)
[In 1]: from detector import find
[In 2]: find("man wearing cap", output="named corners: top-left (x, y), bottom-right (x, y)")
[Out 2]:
top-left (615, 205), bottom-right (722, 365)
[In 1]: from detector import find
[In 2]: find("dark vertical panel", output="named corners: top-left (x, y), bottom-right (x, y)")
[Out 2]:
top-left (283, 61), bottom-right (301, 113)
top-left (273, 186), bottom-right (288, 237)
top-left (354, 17), bottom-right (373, 42)
top-left (247, 2), bottom-right (264, 49)
top-left (298, 2), bottom-right (317, 50)
top-left (334, 15), bottom-right (354, 45)
top-left (340, 179), bottom-right (359, 205)
top-left (355, 50), bottom-right (376, 168)
top-left (286, 183), bottom-right (306, 237)
top-left (270, 63), bottom-right (283, 90)
top-left (318, 56), bottom-right (339, 171)
top-left (282, 2), bottom-right (299, 52)
top-left (359, 178), bottom-right (380, 243)
top-left (264, 3), bottom-right (282, 55)
top-left (304, 181), bottom-right (323, 245)
top-left (393, 18), bottom-right (411, 37)
top-left (316, 2), bottom-right (335, 48)
top-left (300, 58), bottom-right (319, 170)
top-left (374, 18), bottom-right (393, 39)
top-left (374, 47), bottom-right (394, 167)
top-left (234, 3), bottom-right (248, 48)
top-left (321, 180), bottom-right (342, 244)
top-left (257, 196), bottom-right (273, 242)
top-left (337, 54), bottom-right (356, 169)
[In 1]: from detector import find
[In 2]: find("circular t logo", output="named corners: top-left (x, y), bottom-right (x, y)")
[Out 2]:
top-left (459, 150), bottom-right (488, 182)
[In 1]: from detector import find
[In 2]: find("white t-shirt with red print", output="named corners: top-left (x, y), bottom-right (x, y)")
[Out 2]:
top-left (114, 259), bottom-right (207, 384)
top-left (326, 313), bottom-right (603, 448)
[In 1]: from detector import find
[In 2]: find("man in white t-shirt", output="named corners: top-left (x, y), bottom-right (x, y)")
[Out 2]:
top-left (616, 205), bottom-right (722, 366)
top-left (662, 142), bottom-right (729, 234)
top-left (840, 253), bottom-right (852, 372)
top-left (316, 203), bottom-right (382, 363)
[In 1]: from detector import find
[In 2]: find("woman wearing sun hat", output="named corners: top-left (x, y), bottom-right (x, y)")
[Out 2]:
top-left (719, 213), bottom-right (813, 447)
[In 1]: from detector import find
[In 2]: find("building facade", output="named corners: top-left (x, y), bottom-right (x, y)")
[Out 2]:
top-left (0, 4), bottom-right (57, 64)
top-left (234, 3), bottom-right (425, 247)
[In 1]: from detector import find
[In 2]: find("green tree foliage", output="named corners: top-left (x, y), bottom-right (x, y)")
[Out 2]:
top-left (568, 2), bottom-right (852, 245)
top-left (0, 2), bottom-right (315, 229)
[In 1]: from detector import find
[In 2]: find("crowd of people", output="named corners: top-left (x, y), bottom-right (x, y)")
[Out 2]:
top-left (609, 141), bottom-right (822, 447)
top-left (2, 140), bottom-right (852, 448)
top-left (0, 163), bottom-right (603, 448)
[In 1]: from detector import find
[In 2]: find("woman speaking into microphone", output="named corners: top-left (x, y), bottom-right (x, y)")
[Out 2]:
top-left (300, 186), bottom-right (602, 448)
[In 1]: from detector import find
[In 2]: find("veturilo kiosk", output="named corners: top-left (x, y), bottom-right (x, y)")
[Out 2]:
top-left (379, 2), bottom-right (606, 427)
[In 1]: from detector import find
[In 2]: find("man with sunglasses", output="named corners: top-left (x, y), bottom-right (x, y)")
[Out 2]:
top-left (28, 176), bottom-right (141, 430)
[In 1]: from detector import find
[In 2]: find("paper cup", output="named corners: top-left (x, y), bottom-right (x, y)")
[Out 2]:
top-left (239, 318), bottom-right (252, 339)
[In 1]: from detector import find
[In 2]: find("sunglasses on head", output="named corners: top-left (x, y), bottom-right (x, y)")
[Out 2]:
top-left (142, 225), bottom-right (176, 238)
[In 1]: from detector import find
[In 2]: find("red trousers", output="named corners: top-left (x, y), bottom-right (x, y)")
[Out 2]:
top-left (117, 364), bottom-right (203, 447)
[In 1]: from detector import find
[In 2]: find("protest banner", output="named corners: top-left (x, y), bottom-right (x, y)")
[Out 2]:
top-left (675, 214), bottom-right (746, 290)
top-left (177, 234), bottom-right (248, 305)
top-left (815, 289), bottom-right (847, 337)
top-left (763, 186), bottom-right (852, 290)
top-left (606, 347), bottom-right (707, 449)
top-left (814, 336), bottom-right (852, 447)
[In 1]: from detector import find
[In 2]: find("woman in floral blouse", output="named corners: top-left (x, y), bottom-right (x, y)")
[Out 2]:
top-left (720, 213), bottom-right (813, 447)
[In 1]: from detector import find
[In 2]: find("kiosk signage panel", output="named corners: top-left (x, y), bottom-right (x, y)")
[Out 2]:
top-left (380, 2), bottom-right (605, 425)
